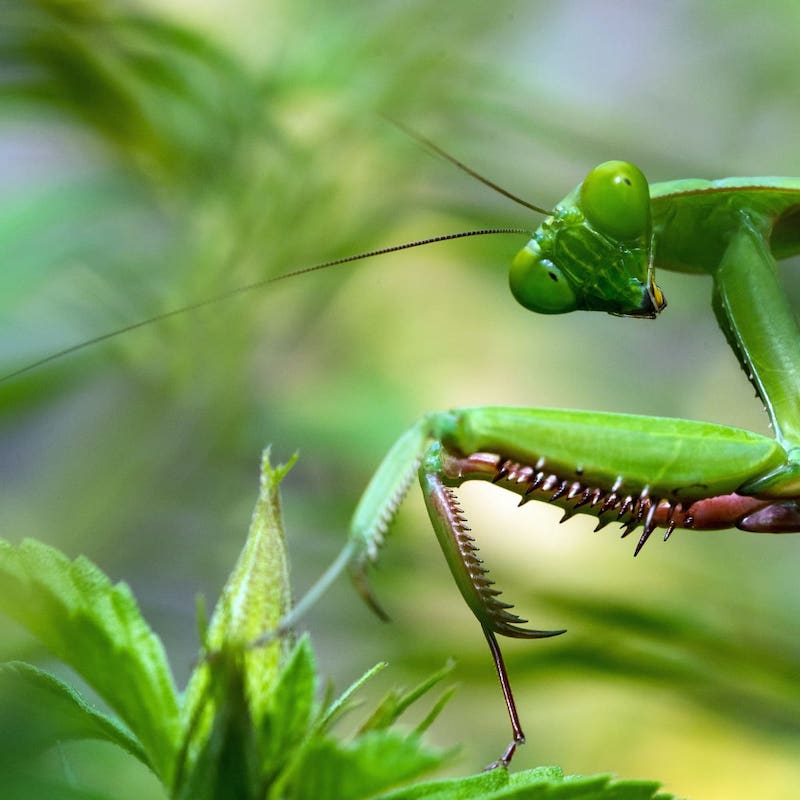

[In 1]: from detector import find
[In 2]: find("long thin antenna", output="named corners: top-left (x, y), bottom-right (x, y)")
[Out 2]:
top-left (388, 119), bottom-right (552, 216)
top-left (1, 227), bottom-right (529, 383)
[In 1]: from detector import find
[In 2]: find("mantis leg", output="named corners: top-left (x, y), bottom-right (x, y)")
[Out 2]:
top-left (284, 405), bottom-right (798, 765)
top-left (363, 406), bottom-right (795, 765)
top-left (419, 440), bottom-right (562, 768)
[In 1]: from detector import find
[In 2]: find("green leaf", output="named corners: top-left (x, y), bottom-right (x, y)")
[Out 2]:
top-left (316, 660), bottom-right (388, 733)
top-left (359, 660), bottom-right (455, 733)
top-left (375, 766), bottom-right (512, 800)
top-left (259, 635), bottom-right (317, 773)
top-left (267, 654), bottom-right (457, 800)
top-left (174, 650), bottom-right (261, 800)
top-left (413, 685), bottom-right (457, 736)
top-left (503, 770), bottom-right (673, 800)
top-left (5, 772), bottom-right (117, 800)
top-left (373, 767), bottom-right (678, 800)
top-left (0, 661), bottom-right (147, 765)
top-left (0, 539), bottom-right (180, 782)
top-left (285, 730), bottom-right (445, 800)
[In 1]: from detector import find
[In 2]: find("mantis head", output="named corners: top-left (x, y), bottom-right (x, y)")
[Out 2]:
top-left (509, 161), bottom-right (666, 318)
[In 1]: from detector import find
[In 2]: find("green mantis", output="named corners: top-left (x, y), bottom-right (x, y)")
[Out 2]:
top-left (331, 155), bottom-right (800, 766)
top-left (7, 132), bottom-right (800, 768)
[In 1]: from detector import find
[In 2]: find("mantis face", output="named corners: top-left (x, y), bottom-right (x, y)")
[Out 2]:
top-left (509, 161), bottom-right (666, 318)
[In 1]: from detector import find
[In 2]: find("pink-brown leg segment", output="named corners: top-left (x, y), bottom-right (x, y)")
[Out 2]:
top-left (418, 439), bottom-right (800, 767)
top-left (438, 448), bottom-right (800, 542)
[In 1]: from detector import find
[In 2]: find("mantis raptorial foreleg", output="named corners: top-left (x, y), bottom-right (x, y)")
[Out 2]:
top-left (339, 404), bottom-right (796, 764)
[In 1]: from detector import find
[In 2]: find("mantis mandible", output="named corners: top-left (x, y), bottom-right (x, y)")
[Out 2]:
top-left (6, 130), bottom-right (800, 768)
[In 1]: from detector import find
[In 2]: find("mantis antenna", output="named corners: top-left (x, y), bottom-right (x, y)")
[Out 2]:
top-left (1, 228), bottom-right (531, 384)
top-left (2, 130), bottom-right (552, 383)
top-left (387, 119), bottom-right (552, 215)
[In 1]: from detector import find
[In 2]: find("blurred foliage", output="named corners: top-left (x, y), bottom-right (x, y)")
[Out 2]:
top-left (0, 455), bottom-right (452, 800)
top-left (1, 1), bottom-right (800, 798)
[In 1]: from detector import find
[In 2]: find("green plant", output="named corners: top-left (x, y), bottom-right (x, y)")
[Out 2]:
top-left (0, 451), bottom-right (677, 799)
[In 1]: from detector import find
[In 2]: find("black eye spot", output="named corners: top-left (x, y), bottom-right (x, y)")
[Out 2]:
top-left (548, 272), bottom-right (558, 282)
top-left (623, 177), bottom-right (631, 185)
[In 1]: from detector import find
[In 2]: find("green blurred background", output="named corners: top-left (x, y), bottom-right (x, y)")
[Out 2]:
top-left (2, 1), bottom-right (800, 798)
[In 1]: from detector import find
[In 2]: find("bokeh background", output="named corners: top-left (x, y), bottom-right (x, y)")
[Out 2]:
top-left (2, 1), bottom-right (800, 798)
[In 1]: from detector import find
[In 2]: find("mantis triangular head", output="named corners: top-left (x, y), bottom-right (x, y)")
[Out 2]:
top-left (510, 161), bottom-right (667, 318)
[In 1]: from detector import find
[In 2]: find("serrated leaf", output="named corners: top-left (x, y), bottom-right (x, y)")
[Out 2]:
top-left (0, 539), bottom-right (180, 782)
top-left (0, 661), bottom-right (147, 766)
top-left (503, 771), bottom-right (670, 800)
top-left (285, 730), bottom-right (444, 800)
top-left (374, 766), bottom-right (511, 800)
top-left (375, 767), bottom-right (677, 800)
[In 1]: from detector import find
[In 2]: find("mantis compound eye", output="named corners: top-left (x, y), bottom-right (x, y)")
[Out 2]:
top-left (509, 240), bottom-right (578, 314)
top-left (580, 161), bottom-right (650, 241)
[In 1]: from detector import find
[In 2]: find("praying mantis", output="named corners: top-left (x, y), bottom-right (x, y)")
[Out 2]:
top-left (6, 130), bottom-right (800, 768)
